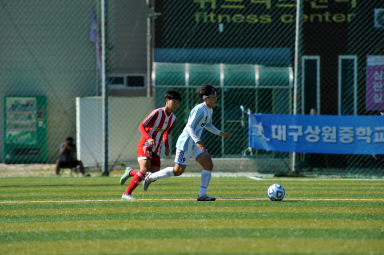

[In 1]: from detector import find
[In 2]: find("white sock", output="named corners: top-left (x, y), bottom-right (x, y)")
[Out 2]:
top-left (148, 167), bottom-right (174, 181)
top-left (198, 169), bottom-right (211, 197)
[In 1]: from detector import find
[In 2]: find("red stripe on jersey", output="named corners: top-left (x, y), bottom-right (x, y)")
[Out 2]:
top-left (163, 114), bottom-right (175, 147)
top-left (150, 110), bottom-right (165, 152)
top-left (153, 109), bottom-right (174, 154)
top-left (138, 108), bottom-right (176, 155)
top-left (143, 110), bottom-right (158, 127)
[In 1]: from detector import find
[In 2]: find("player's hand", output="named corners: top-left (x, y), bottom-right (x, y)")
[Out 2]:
top-left (221, 132), bottom-right (231, 138)
top-left (196, 141), bottom-right (206, 152)
top-left (165, 146), bottom-right (170, 156)
top-left (148, 138), bottom-right (156, 147)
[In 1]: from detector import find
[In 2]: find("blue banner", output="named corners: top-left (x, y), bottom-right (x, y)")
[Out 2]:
top-left (249, 114), bottom-right (384, 155)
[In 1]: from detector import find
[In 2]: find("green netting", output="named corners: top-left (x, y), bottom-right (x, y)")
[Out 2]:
top-left (1, 0), bottom-right (383, 177)
top-left (154, 63), bottom-right (186, 86)
top-left (223, 64), bottom-right (256, 86)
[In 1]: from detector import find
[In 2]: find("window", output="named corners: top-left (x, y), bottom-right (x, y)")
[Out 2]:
top-left (302, 56), bottom-right (320, 114)
top-left (109, 76), bottom-right (124, 86)
top-left (338, 56), bottom-right (357, 115)
top-left (127, 75), bottom-right (145, 87)
top-left (108, 74), bottom-right (146, 89)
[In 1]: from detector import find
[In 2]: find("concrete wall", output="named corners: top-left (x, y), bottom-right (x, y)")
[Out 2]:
top-left (108, 0), bottom-right (148, 97)
top-left (0, 0), bottom-right (148, 162)
top-left (77, 96), bottom-right (155, 167)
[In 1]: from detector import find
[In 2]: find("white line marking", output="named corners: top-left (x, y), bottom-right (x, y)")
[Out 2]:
top-left (247, 176), bottom-right (263, 181)
top-left (0, 198), bottom-right (384, 204)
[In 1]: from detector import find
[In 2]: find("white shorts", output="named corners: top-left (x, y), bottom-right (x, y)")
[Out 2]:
top-left (174, 146), bottom-right (205, 166)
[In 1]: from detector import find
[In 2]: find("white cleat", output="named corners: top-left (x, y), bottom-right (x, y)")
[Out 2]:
top-left (120, 167), bottom-right (133, 185)
top-left (143, 173), bottom-right (153, 191)
top-left (121, 194), bottom-right (136, 201)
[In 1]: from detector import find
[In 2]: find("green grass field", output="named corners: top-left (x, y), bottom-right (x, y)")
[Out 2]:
top-left (0, 176), bottom-right (383, 255)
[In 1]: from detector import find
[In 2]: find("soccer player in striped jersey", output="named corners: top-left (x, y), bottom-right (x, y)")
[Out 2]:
top-left (144, 84), bottom-right (231, 201)
top-left (120, 90), bottom-right (181, 200)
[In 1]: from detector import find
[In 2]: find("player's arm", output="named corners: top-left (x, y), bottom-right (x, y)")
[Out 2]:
top-left (163, 119), bottom-right (175, 156)
top-left (186, 108), bottom-right (207, 151)
top-left (205, 123), bottom-right (231, 138)
top-left (220, 131), bottom-right (231, 138)
top-left (139, 110), bottom-right (158, 147)
top-left (186, 108), bottom-right (204, 143)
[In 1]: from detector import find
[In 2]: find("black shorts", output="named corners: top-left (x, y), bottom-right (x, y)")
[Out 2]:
top-left (58, 160), bottom-right (81, 168)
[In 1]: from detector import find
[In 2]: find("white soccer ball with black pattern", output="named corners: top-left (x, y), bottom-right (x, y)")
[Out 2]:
top-left (267, 184), bottom-right (285, 201)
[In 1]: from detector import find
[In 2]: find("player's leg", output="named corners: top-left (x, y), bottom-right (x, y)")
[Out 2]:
top-left (122, 159), bottom-right (149, 198)
top-left (122, 147), bottom-right (152, 200)
top-left (196, 151), bottom-right (215, 201)
top-left (143, 149), bottom-right (190, 190)
top-left (148, 152), bottom-right (161, 173)
top-left (143, 163), bottom-right (186, 191)
top-left (120, 166), bottom-right (137, 185)
top-left (142, 154), bottom-right (161, 188)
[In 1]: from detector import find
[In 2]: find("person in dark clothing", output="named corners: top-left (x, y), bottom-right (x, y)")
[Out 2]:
top-left (55, 137), bottom-right (88, 177)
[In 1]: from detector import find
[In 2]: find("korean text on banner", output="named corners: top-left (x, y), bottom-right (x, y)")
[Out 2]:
top-left (249, 114), bottom-right (384, 155)
top-left (366, 56), bottom-right (384, 111)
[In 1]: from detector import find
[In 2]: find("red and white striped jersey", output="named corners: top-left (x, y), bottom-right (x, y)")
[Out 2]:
top-left (137, 107), bottom-right (176, 155)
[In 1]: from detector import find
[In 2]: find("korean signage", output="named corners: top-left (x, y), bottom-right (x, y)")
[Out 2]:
top-left (249, 113), bottom-right (384, 155)
top-left (366, 56), bottom-right (384, 111)
top-left (192, 0), bottom-right (357, 25)
top-left (374, 9), bottom-right (384, 29)
top-left (156, 0), bottom-right (358, 48)
top-left (5, 97), bottom-right (37, 145)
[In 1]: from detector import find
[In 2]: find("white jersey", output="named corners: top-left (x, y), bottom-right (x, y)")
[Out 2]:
top-left (176, 102), bottom-right (222, 152)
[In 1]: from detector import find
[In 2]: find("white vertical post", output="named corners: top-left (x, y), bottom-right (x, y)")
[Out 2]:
top-left (152, 62), bottom-right (156, 88)
top-left (147, 0), bottom-right (153, 98)
top-left (76, 97), bottom-right (81, 160)
top-left (185, 63), bottom-right (190, 116)
top-left (101, 0), bottom-right (109, 175)
top-left (353, 56), bottom-right (357, 116)
top-left (255, 65), bottom-right (259, 87)
top-left (292, 0), bottom-right (303, 173)
top-left (220, 64), bottom-right (225, 156)
top-left (185, 63), bottom-right (190, 86)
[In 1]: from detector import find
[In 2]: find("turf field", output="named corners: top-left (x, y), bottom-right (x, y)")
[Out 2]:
top-left (0, 176), bottom-right (383, 255)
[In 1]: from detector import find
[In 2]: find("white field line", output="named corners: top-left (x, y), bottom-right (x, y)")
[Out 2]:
top-left (247, 176), bottom-right (263, 180)
top-left (188, 173), bottom-right (383, 180)
top-left (269, 178), bottom-right (384, 181)
top-left (1, 198), bottom-right (384, 204)
top-left (242, 175), bottom-right (384, 181)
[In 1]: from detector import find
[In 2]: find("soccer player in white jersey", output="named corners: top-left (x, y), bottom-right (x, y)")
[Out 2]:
top-left (120, 90), bottom-right (181, 200)
top-left (144, 84), bottom-right (231, 201)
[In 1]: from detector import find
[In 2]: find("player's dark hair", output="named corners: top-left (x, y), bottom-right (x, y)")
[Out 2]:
top-left (199, 84), bottom-right (217, 99)
top-left (164, 90), bottom-right (181, 101)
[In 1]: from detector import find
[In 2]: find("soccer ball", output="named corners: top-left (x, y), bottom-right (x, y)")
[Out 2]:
top-left (267, 184), bottom-right (285, 201)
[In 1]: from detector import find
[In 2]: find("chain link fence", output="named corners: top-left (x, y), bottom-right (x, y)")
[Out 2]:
top-left (1, 0), bottom-right (383, 177)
